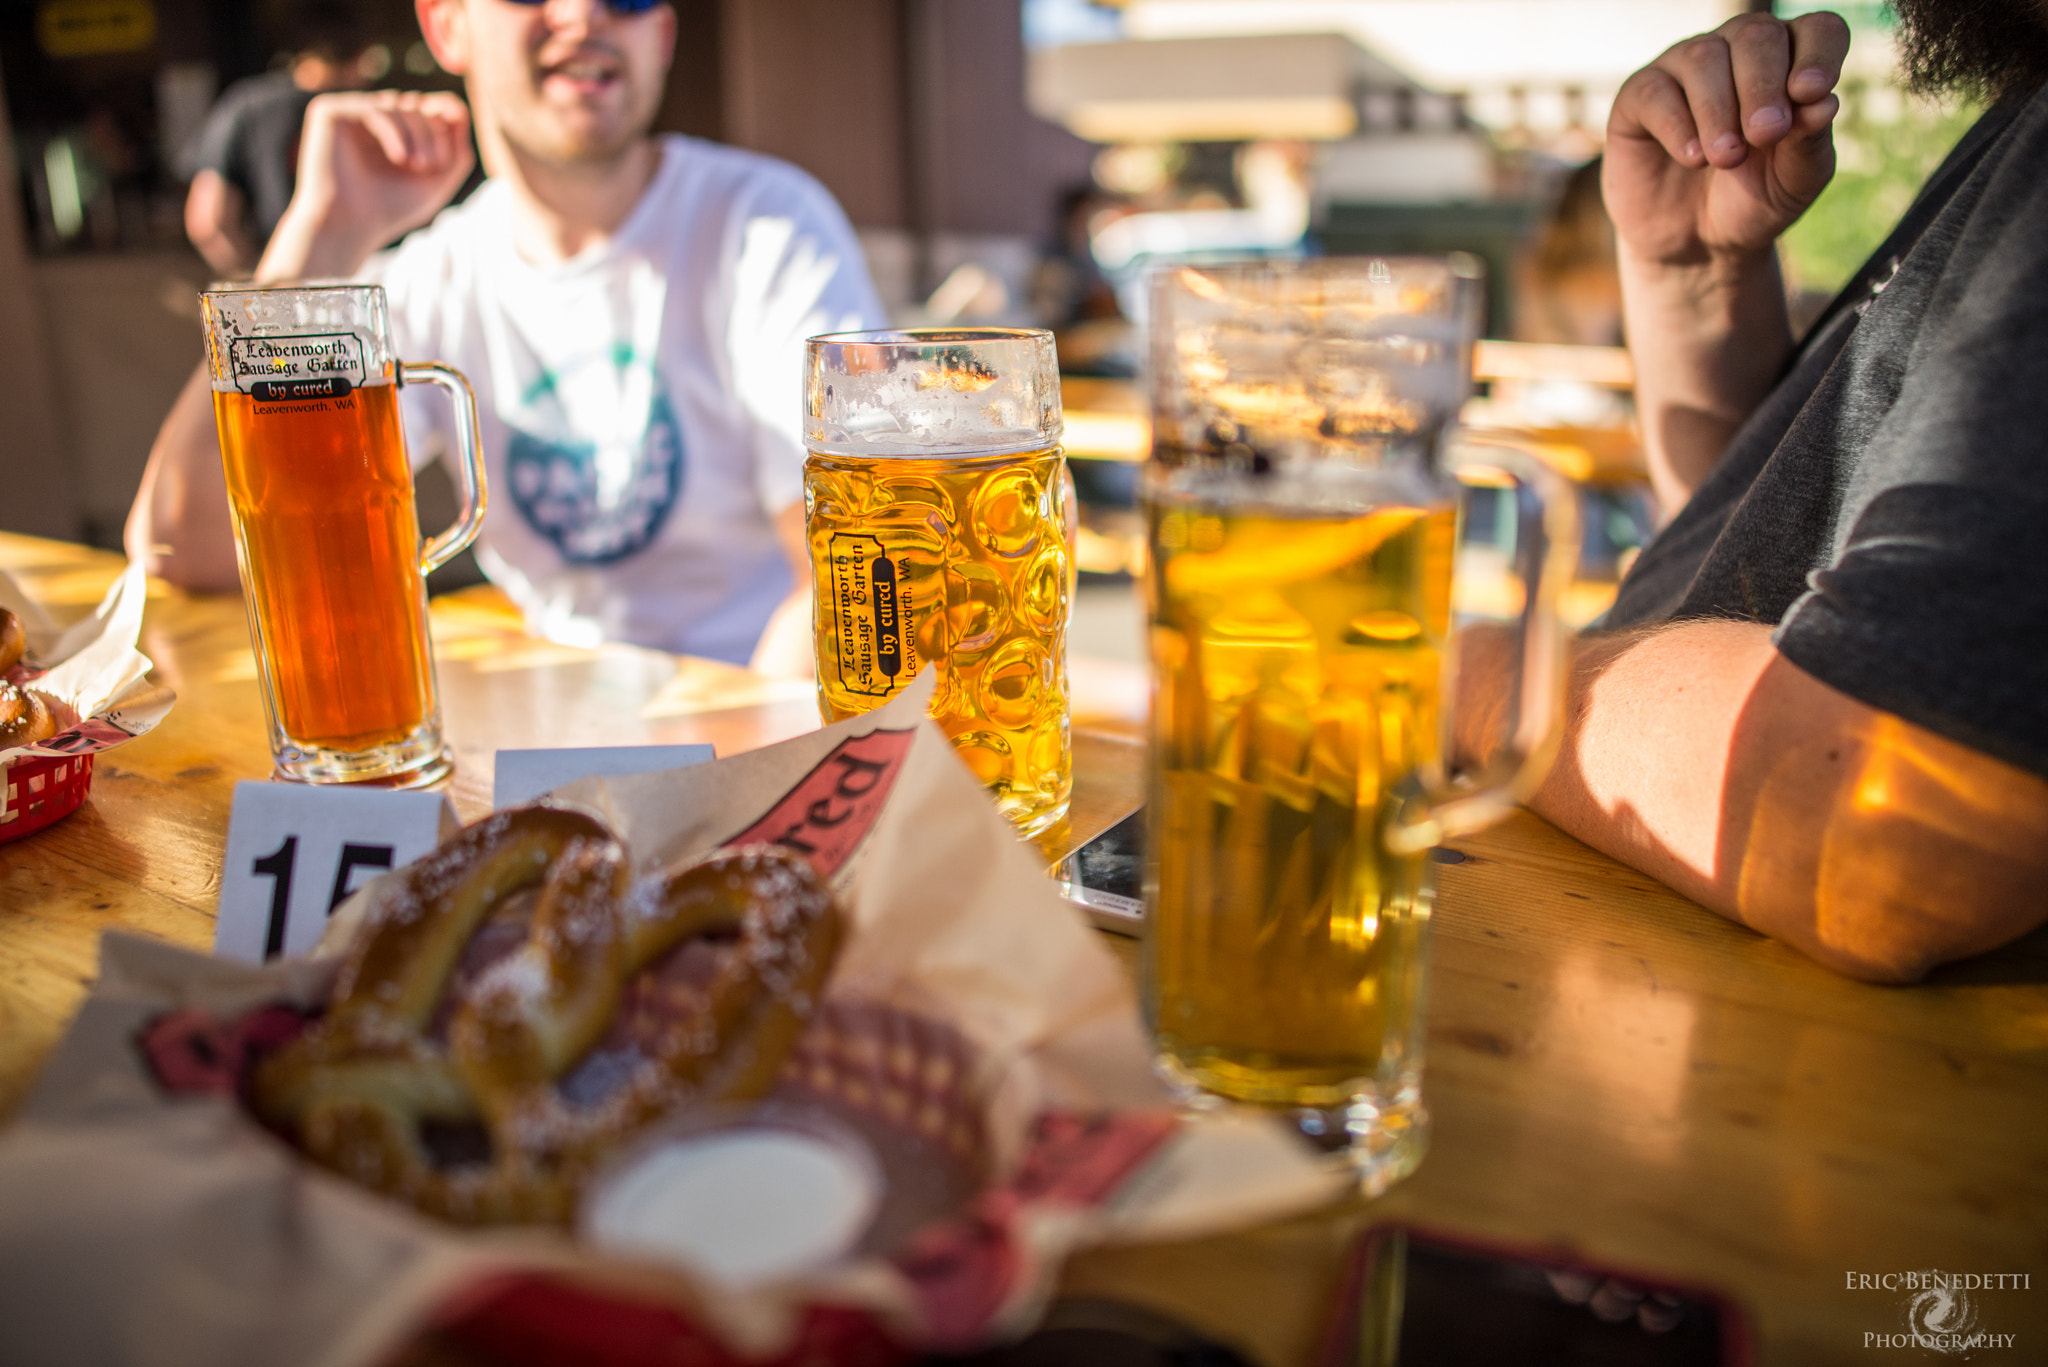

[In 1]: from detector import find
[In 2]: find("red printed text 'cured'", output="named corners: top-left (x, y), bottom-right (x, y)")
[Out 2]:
top-left (724, 727), bottom-right (916, 876)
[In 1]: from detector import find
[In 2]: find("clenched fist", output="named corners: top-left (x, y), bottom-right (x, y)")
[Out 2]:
top-left (259, 91), bottom-right (475, 283)
top-left (1603, 10), bottom-right (1851, 269)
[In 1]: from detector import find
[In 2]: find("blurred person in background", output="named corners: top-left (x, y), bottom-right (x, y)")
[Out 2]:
top-left (1499, 156), bottom-right (1645, 582)
top-left (1034, 183), bottom-right (1134, 375)
top-left (133, 0), bottom-right (883, 674)
top-left (1502, 156), bottom-right (1632, 430)
top-left (1514, 157), bottom-right (1623, 348)
top-left (181, 0), bottom-right (379, 277)
top-left (1459, 2), bottom-right (2048, 982)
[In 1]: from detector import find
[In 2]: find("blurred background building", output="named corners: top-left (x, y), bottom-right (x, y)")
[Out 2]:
top-left (0, 0), bottom-right (1986, 662)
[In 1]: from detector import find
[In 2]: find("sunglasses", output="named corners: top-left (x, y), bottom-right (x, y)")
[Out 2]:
top-left (500, 0), bottom-right (666, 13)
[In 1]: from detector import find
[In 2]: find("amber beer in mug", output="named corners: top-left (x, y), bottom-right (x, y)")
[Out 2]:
top-left (203, 284), bottom-right (485, 784)
top-left (804, 329), bottom-right (1071, 836)
top-left (1143, 260), bottom-right (1578, 1190)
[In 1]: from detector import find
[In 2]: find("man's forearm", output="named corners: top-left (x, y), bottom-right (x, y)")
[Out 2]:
top-left (1517, 621), bottom-right (1770, 911)
top-left (1620, 246), bottom-right (1794, 514)
top-left (749, 501), bottom-right (816, 679)
top-left (254, 202), bottom-right (383, 283)
top-left (1483, 620), bottom-right (2048, 982)
top-left (125, 366), bottom-right (239, 591)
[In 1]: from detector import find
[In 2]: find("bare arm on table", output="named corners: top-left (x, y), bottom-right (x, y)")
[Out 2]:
top-left (1461, 623), bottom-right (2048, 983)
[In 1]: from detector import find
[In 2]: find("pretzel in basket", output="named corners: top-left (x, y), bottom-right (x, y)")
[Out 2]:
top-left (0, 607), bottom-right (25, 674)
top-left (250, 806), bottom-right (847, 1225)
top-left (0, 608), bottom-right (55, 747)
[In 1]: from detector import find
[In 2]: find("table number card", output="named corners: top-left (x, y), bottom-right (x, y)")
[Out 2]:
top-left (492, 744), bottom-right (714, 809)
top-left (213, 781), bottom-right (456, 963)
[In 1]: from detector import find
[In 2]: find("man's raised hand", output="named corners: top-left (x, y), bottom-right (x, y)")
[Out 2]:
top-left (258, 91), bottom-right (475, 283)
top-left (1603, 10), bottom-right (1850, 269)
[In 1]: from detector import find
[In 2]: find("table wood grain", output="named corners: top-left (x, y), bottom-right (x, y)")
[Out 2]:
top-left (1, 533), bottom-right (2042, 1367)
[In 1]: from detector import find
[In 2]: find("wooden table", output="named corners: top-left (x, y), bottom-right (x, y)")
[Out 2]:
top-left (2, 534), bottom-right (2043, 1366)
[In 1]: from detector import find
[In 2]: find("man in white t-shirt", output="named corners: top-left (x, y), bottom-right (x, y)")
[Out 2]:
top-left (128, 0), bottom-right (883, 671)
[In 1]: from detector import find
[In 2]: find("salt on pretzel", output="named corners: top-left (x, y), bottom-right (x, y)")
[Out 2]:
top-left (251, 807), bottom-right (845, 1225)
top-left (454, 846), bottom-right (847, 1161)
top-left (0, 609), bottom-right (57, 748)
top-left (0, 680), bottom-right (53, 749)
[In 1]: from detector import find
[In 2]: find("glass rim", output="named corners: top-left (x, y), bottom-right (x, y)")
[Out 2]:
top-left (805, 325), bottom-right (1062, 460)
top-left (1149, 252), bottom-right (1485, 285)
top-left (806, 325), bottom-right (1054, 349)
top-left (200, 279), bottom-right (386, 300)
top-left (1146, 253), bottom-right (1480, 469)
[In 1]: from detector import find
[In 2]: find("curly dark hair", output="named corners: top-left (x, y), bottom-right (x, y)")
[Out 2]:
top-left (1892, 0), bottom-right (2048, 101)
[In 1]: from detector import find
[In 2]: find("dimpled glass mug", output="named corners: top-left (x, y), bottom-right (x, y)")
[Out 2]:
top-left (203, 283), bottom-right (485, 786)
top-left (803, 328), bottom-right (1071, 837)
top-left (1142, 258), bottom-right (1580, 1190)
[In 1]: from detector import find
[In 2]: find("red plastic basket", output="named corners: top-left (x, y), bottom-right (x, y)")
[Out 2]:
top-left (0, 751), bottom-right (94, 842)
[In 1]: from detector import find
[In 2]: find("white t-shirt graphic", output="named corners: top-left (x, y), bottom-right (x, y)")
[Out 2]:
top-left (368, 136), bottom-right (884, 663)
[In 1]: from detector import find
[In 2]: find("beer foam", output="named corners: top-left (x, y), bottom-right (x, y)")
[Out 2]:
top-left (806, 329), bottom-right (1062, 458)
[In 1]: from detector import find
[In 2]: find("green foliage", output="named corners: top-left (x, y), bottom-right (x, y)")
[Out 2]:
top-left (1777, 0), bottom-right (1892, 27)
top-left (1780, 82), bottom-right (1982, 294)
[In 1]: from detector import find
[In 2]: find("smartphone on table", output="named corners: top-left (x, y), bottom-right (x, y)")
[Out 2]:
top-left (1053, 806), bottom-right (1145, 936)
top-left (1323, 1225), bottom-right (1751, 1367)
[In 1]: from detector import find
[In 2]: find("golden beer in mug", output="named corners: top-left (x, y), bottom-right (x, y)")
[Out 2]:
top-left (804, 330), bottom-right (1071, 836)
top-left (1148, 491), bottom-right (1455, 1108)
top-left (1142, 260), bottom-right (1577, 1189)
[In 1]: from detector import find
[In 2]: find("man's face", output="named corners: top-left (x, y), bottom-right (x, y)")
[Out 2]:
top-left (1891, 0), bottom-right (2048, 98)
top-left (423, 0), bottom-right (675, 166)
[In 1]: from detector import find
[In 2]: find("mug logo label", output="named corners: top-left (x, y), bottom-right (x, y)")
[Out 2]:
top-left (249, 376), bottom-right (354, 403)
top-left (829, 534), bottom-right (920, 697)
top-left (226, 332), bottom-right (370, 395)
top-left (871, 554), bottom-right (903, 680)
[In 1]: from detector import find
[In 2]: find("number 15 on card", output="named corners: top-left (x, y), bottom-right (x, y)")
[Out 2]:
top-left (213, 781), bottom-right (454, 963)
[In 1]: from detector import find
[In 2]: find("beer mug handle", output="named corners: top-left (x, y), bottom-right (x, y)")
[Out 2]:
top-left (1385, 433), bottom-right (1582, 856)
top-left (401, 361), bottom-right (489, 575)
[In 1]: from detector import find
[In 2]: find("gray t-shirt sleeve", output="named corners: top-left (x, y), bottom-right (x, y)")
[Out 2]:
top-left (1773, 123), bottom-right (2048, 777)
top-left (179, 101), bottom-right (238, 182)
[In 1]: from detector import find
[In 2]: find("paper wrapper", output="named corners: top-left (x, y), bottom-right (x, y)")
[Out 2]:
top-left (0, 560), bottom-right (175, 817)
top-left (0, 677), bottom-right (1343, 1367)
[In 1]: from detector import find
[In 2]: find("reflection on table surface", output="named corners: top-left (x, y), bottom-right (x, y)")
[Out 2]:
top-left (0, 532), bottom-right (2042, 1367)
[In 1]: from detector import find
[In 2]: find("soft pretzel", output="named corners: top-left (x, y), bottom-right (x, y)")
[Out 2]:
top-left (0, 680), bottom-right (53, 749)
top-left (251, 808), bottom-right (846, 1225)
top-left (0, 608), bottom-right (23, 674)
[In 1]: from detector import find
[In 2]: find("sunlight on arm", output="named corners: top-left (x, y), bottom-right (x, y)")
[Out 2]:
top-left (1737, 689), bottom-right (2048, 981)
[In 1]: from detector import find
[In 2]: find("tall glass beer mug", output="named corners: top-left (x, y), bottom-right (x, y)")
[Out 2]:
top-left (804, 328), bottom-right (1071, 836)
top-left (1142, 258), bottom-right (1578, 1190)
top-left (201, 284), bottom-right (485, 786)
